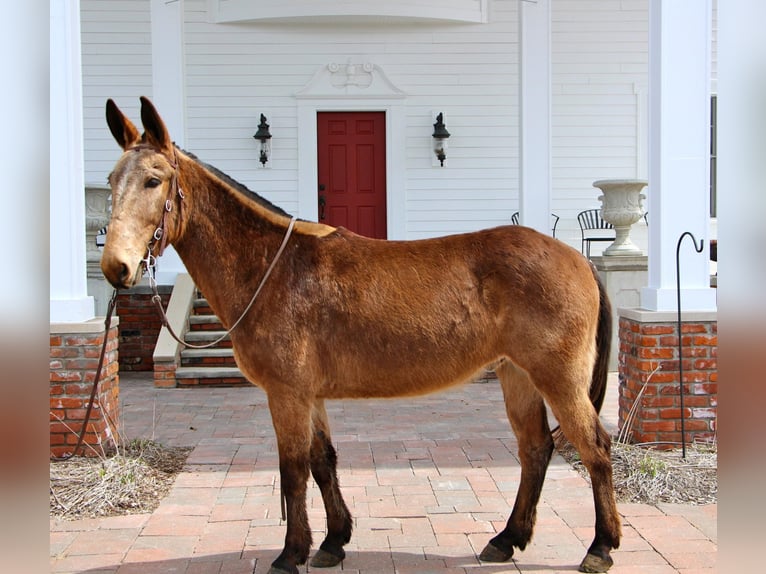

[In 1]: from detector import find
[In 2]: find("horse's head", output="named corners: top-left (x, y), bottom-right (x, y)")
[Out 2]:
top-left (101, 97), bottom-right (184, 288)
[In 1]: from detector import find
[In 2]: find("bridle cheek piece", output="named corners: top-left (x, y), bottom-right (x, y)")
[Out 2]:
top-left (127, 145), bottom-right (185, 277)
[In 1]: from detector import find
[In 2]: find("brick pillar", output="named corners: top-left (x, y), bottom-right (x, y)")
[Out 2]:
top-left (50, 319), bottom-right (119, 458)
top-left (116, 284), bottom-right (171, 371)
top-left (618, 308), bottom-right (717, 448)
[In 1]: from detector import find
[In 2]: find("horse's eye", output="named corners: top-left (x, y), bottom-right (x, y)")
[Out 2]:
top-left (146, 177), bottom-right (162, 189)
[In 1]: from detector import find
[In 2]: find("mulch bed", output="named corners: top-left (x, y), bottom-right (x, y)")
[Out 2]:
top-left (50, 440), bottom-right (191, 520)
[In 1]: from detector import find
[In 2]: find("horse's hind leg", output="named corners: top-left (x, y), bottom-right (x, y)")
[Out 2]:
top-left (546, 388), bottom-right (621, 572)
top-left (480, 361), bottom-right (554, 563)
top-left (308, 400), bottom-right (353, 569)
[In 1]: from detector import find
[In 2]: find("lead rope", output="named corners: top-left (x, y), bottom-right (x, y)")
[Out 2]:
top-left (51, 289), bottom-right (119, 461)
top-left (147, 216), bottom-right (297, 349)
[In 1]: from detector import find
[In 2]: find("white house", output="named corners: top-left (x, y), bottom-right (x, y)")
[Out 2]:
top-left (52, 0), bottom-right (722, 322)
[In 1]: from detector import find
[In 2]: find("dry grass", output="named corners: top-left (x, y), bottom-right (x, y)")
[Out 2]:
top-left (50, 439), bottom-right (191, 520)
top-left (554, 366), bottom-right (718, 506)
top-left (556, 436), bottom-right (717, 505)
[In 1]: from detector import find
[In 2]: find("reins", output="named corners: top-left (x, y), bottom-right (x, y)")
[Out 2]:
top-left (134, 144), bottom-right (298, 349)
top-left (51, 289), bottom-right (119, 461)
top-left (145, 216), bottom-right (297, 349)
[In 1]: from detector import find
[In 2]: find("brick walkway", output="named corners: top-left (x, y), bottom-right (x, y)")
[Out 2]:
top-left (50, 374), bottom-right (716, 573)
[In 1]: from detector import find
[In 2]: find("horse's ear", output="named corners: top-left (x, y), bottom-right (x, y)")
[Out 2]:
top-left (139, 96), bottom-right (173, 155)
top-left (105, 99), bottom-right (140, 150)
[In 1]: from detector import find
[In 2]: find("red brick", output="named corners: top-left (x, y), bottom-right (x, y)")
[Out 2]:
top-left (691, 407), bottom-right (717, 419)
top-left (660, 408), bottom-right (692, 420)
top-left (51, 397), bottom-right (84, 409)
top-left (51, 371), bottom-right (82, 383)
top-left (693, 335), bottom-right (717, 346)
top-left (63, 358), bottom-right (100, 370)
top-left (694, 359), bottom-right (717, 370)
top-left (659, 335), bottom-right (679, 346)
top-left (641, 325), bottom-right (674, 335)
top-left (681, 324), bottom-right (708, 334)
top-left (639, 347), bottom-right (674, 359)
top-left (639, 336), bottom-right (658, 346)
top-left (682, 347), bottom-right (708, 358)
top-left (646, 372), bottom-right (677, 384)
top-left (641, 420), bottom-right (675, 432)
top-left (683, 396), bottom-right (712, 408)
top-left (642, 396), bottom-right (675, 408)
top-left (692, 382), bottom-right (717, 395)
top-left (64, 334), bottom-right (105, 346)
top-left (682, 372), bottom-right (709, 383)
top-left (683, 420), bottom-right (712, 431)
top-left (50, 347), bottom-right (80, 358)
top-left (49, 433), bottom-right (66, 446)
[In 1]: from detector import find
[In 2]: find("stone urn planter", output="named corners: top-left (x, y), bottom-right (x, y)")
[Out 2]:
top-left (593, 179), bottom-right (648, 256)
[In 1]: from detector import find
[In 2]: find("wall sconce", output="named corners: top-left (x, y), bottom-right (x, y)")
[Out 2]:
top-left (253, 113), bottom-right (272, 166)
top-left (432, 112), bottom-right (450, 167)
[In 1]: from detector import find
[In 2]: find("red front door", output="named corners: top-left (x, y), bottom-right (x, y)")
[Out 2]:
top-left (317, 112), bottom-right (387, 239)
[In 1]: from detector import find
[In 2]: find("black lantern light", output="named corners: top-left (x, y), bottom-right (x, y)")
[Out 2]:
top-left (432, 112), bottom-right (450, 167)
top-left (253, 114), bottom-right (272, 166)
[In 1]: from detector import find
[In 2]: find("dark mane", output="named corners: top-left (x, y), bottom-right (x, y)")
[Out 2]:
top-left (180, 147), bottom-right (291, 218)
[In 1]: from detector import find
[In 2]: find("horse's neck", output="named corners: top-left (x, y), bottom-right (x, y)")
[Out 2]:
top-left (173, 159), bottom-right (290, 328)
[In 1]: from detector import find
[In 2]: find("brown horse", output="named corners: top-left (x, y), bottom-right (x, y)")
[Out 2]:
top-left (101, 97), bottom-right (620, 574)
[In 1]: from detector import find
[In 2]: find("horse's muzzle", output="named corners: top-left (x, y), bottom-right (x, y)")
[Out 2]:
top-left (101, 253), bottom-right (142, 289)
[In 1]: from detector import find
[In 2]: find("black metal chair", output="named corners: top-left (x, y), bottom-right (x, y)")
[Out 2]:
top-left (577, 209), bottom-right (614, 258)
top-left (511, 212), bottom-right (560, 238)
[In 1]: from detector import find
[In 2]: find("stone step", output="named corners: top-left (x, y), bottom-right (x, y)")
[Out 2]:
top-left (174, 366), bottom-right (250, 387)
top-left (175, 293), bottom-right (248, 385)
top-left (184, 330), bottom-right (233, 348)
top-left (180, 347), bottom-right (237, 367)
top-left (189, 314), bottom-right (224, 331)
top-left (193, 297), bottom-right (214, 315)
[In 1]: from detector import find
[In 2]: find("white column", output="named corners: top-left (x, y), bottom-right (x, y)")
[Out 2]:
top-left (518, 0), bottom-right (552, 235)
top-left (150, 0), bottom-right (187, 284)
top-left (640, 0), bottom-right (716, 312)
top-left (50, 0), bottom-right (95, 322)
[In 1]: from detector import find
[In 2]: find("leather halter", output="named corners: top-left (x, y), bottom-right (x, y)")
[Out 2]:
top-left (127, 144), bottom-right (185, 260)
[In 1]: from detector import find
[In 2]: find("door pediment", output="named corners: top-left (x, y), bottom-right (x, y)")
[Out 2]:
top-left (296, 61), bottom-right (406, 100)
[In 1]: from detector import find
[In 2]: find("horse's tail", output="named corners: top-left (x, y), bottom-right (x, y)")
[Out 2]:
top-left (552, 266), bottom-right (612, 444)
top-left (588, 267), bottom-right (612, 414)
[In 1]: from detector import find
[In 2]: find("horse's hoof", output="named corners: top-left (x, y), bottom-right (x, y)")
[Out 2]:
top-left (479, 542), bottom-right (514, 563)
top-left (310, 548), bottom-right (345, 568)
top-left (579, 552), bottom-right (614, 573)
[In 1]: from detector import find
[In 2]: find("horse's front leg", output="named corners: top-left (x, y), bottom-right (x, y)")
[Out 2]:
top-left (309, 400), bottom-right (353, 568)
top-left (268, 394), bottom-right (314, 574)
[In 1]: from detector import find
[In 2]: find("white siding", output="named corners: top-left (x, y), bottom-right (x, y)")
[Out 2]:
top-left (81, 0), bottom-right (153, 184)
top-left (80, 0), bottom-right (716, 252)
top-left (181, 0), bottom-right (519, 237)
top-left (551, 0), bottom-right (649, 248)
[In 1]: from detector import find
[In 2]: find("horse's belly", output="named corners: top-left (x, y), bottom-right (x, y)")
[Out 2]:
top-left (316, 358), bottom-right (497, 400)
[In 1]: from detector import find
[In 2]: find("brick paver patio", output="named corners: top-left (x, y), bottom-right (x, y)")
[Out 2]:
top-left (50, 373), bottom-right (716, 573)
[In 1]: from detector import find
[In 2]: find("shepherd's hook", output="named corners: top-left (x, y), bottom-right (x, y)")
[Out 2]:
top-left (675, 232), bottom-right (704, 459)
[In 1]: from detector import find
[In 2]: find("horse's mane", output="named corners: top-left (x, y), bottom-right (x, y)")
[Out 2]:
top-left (179, 147), bottom-right (291, 218)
